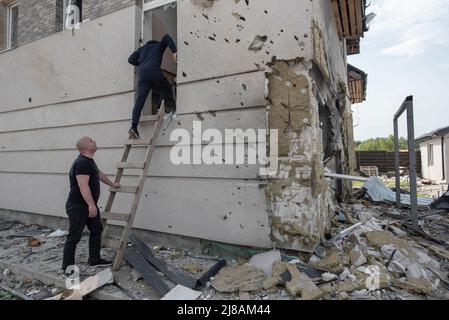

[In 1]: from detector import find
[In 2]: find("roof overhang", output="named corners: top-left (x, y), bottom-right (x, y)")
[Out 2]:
top-left (347, 64), bottom-right (367, 104)
top-left (331, 0), bottom-right (367, 54)
top-left (416, 126), bottom-right (449, 143)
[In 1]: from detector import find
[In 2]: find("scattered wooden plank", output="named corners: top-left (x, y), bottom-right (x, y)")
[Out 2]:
top-left (45, 268), bottom-right (114, 300)
top-left (129, 234), bottom-right (197, 289)
top-left (161, 285), bottom-right (202, 300)
top-left (124, 248), bottom-right (170, 297)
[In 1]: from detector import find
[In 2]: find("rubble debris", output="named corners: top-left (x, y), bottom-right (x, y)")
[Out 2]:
top-left (161, 285), bottom-right (202, 300)
top-left (430, 189), bottom-right (449, 211)
top-left (0, 284), bottom-right (33, 300)
top-left (363, 177), bottom-right (433, 207)
top-left (309, 252), bottom-right (345, 274)
top-left (13, 230), bottom-right (45, 238)
top-left (239, 292), bottom-right (251, 300)
top-left (28, 238), bottom-right (42, 247)
top-left (349, 245), bottom-right (367, 267)
top-left (47, 229), bottom-right (68, 237)
top-left (197, 259), bottom-right (227, 287)
top-left (124, 248), bottom-right (170, 297)
top-left (248, 249), bottom-right (281, 276)
top-left (46, 268), bottom-right (113, 300)
top-left (364, 230), bottom-right (418, 260)
top-left (181, 263), bottom-right (203, 274)
top-left (285, 264), bottom-right (323, 300)
top-left (211, 264), bottom-right (266, 293)
top-left (129, 234), bottom-right (197, 289)
top-left (0, 220), bottom-right (17, 231)
top-left (321, 273), bottom-right (338, 282)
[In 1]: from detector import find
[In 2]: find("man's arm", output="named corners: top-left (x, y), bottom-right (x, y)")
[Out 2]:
top-left (99, 171), bottom-right (120, 188)
top-left (160, 34), bottom-right (177, 55)
top-left (76, 175), bottom-right (98, 218)
top-left (128, 48), bottom-right (140, 66)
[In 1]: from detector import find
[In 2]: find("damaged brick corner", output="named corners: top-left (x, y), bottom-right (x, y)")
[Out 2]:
top-left (265, 58), bottom-right (334, 252)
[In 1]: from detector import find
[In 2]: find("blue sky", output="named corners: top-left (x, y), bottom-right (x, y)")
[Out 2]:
top-left (348, 0), bottom-right (449, 141)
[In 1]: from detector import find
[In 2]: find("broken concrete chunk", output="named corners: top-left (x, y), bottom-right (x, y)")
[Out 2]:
top-left (211, 264), bottom-right (266, 293)
top-left (285, 268), bottom-right (323, 300)
top-left (309, 252), bottom-right (344, 274)
top-left (248, 249), bottom-right (281, 276)
top-left (262, 276), bottom-right (280, 290)
top-left (364, 230), bottom-right (418, 260)
top-left (349, 245), bottom-right (367, 267)
top-left (322, 273), bottom-right (338, 282)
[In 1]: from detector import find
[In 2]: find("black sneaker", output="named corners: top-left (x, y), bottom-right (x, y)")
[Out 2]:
top-left (88, 258), bottom-right (113, 267)
top-left (128, 126), bottom-right (141, 139)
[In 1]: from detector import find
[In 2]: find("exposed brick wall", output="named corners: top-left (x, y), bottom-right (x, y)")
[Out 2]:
top-left (14, 0), bottom-right (136, 47)
top-left (83, 0), bottom-right (135, 22)
top-left (0, 4), bottom-right (6, 51)
top-left (17, 0), bottom-right (58, 45)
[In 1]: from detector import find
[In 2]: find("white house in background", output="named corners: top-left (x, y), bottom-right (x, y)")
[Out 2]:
top-left (416, 126), bottom-right (449, 183)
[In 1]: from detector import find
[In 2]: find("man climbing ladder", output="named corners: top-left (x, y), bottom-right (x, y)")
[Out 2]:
top-left (128, 34), bottom-right (178, 139)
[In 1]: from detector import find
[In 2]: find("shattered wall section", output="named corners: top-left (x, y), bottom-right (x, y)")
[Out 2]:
top-left (266, 60), bottom-right (334, 251)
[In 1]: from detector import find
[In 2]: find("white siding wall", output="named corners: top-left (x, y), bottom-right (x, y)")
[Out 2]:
top-left (0, 4), bottom-right (273, 247)
top-left (419, 137), bottom-right (444, 181)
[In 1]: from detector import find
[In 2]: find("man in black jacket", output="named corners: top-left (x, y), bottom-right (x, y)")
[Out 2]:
top-left (128, 34), bottom-right (178, 139)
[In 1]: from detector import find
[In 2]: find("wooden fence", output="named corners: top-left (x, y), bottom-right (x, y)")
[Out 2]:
top-left (355, 151), bottom-right (422, 176)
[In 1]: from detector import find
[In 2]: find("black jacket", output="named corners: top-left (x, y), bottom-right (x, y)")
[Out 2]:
top-left (128, 34), bottom-right (177, 71)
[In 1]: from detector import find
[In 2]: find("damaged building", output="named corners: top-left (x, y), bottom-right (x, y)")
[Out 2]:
top-left (0, 0), bottom-right (368, 255)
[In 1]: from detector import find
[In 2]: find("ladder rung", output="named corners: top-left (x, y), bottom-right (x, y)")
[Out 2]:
top-left (140, 115), bottom-right (159, 122)
top-left (117, 162), bottom-right (145, 169)
top-left (102, 238), bottom-right (122, 249)
top-left (102, 212), bottom-right (131, 221)
top-left (124, 139), bottom-right (152, 146)
top-left (110, 186), bottom-right (138, 193)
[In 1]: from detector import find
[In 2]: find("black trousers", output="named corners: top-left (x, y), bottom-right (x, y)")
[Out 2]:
top-left (132, 69), bottom-right (176, 128)
top-left (62, 203), bottom-right (103, 269)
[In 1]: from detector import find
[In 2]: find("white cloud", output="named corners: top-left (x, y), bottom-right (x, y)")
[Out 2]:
top-left (368, 0), bottom-right (449, 57)
top-left (441, 63), bottom-right (449, 68)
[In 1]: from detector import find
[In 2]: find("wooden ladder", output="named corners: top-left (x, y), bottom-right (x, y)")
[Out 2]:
top-left (101, 104), bottom-right (166, 271)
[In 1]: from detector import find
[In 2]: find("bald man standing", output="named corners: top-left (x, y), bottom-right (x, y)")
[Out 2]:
top-left (62, 137), bottom-right (120, 274)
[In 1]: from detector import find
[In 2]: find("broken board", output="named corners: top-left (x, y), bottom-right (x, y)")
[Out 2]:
top-left (124, 247), bottom-right (170, 297)
top-left (46, 268), bottom-right (114, 300)
top-left (130, 234), bottom-right (197, 289)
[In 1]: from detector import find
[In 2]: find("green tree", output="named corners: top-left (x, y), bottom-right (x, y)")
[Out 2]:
top-left (356, 135), bottom-right (408, 152)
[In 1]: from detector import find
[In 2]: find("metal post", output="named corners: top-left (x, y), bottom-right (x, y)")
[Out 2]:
top-left (393, 96), bottom-right (418, 228)
top-left (394, 118), bottom-right (401, 206)
top-left (406, 98), bottom-right (419, 228)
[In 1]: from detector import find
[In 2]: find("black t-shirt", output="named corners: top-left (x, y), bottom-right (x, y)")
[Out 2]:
top-left (67, 154), bottom-right (100, 207)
